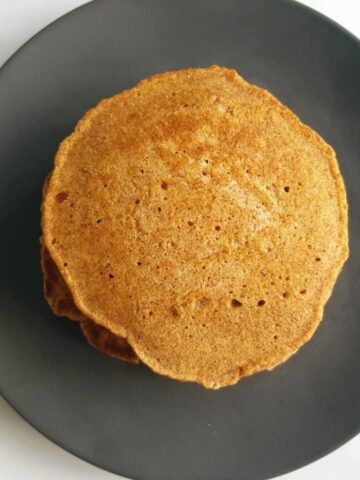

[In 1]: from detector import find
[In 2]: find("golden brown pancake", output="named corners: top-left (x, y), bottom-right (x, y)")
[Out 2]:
top-left (40, 239), bottom-right (139, 363)
top-left (42, 66), bottom-right (348, 388)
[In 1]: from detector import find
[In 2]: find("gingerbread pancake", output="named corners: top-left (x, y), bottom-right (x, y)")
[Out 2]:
top-left (42, 66), bottom-right (348, 388)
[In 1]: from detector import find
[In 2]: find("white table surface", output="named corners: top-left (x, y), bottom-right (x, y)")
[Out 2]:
top-left (0, 1), bottom-right (359, 479)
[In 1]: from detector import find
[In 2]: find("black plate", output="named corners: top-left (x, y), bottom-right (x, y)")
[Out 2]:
top-left (0, 1), bottom-right (359, 479)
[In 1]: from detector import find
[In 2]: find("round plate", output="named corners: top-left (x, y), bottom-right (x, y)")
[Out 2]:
top-left (0, 1), bottom-right (359, 479)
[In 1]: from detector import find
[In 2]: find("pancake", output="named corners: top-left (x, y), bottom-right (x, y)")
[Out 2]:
top-left (42, 66), bottom-right (348, 389)
top-left (42, 176), bottom-right (139, 362)
top-left (41, 238), bottom-right (139, 363)
top-left (41, 238), bottom-right (86, 321)
top-left (81, 320), bottom-right (139, 363)
top-left (41, 175), bottom-right (86, 320)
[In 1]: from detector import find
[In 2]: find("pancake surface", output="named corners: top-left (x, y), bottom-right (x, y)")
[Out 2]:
top-left (42, 66), bottom-right (348, 388)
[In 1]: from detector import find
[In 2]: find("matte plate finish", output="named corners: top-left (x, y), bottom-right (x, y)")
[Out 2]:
top-left (0, 1), bottom-right (359, 479)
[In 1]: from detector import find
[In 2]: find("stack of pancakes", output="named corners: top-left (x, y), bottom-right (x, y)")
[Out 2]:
top-left (41, 66), bottom-right (348, 389)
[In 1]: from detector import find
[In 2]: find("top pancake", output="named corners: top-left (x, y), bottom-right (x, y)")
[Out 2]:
top-left (42, 66), bottom-right (348, 388)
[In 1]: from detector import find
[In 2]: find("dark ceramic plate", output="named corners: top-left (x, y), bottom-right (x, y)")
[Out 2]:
top-left (0, 1), bottom-right (359, 479)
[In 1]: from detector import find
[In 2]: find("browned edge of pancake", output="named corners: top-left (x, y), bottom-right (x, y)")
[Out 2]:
top-left (81, 320), bottom-right (140, 363)
top-left (41, 237), bottom-right (139, 363)
top-left (40, 237), bottom-right (87, 321)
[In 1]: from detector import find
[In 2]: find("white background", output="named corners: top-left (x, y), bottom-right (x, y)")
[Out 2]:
top-left (0, 1), bottom-right (359, 479)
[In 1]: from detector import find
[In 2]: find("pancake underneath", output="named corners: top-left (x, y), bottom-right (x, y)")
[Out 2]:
top-left (41, 239), bottom-right (139, 363)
